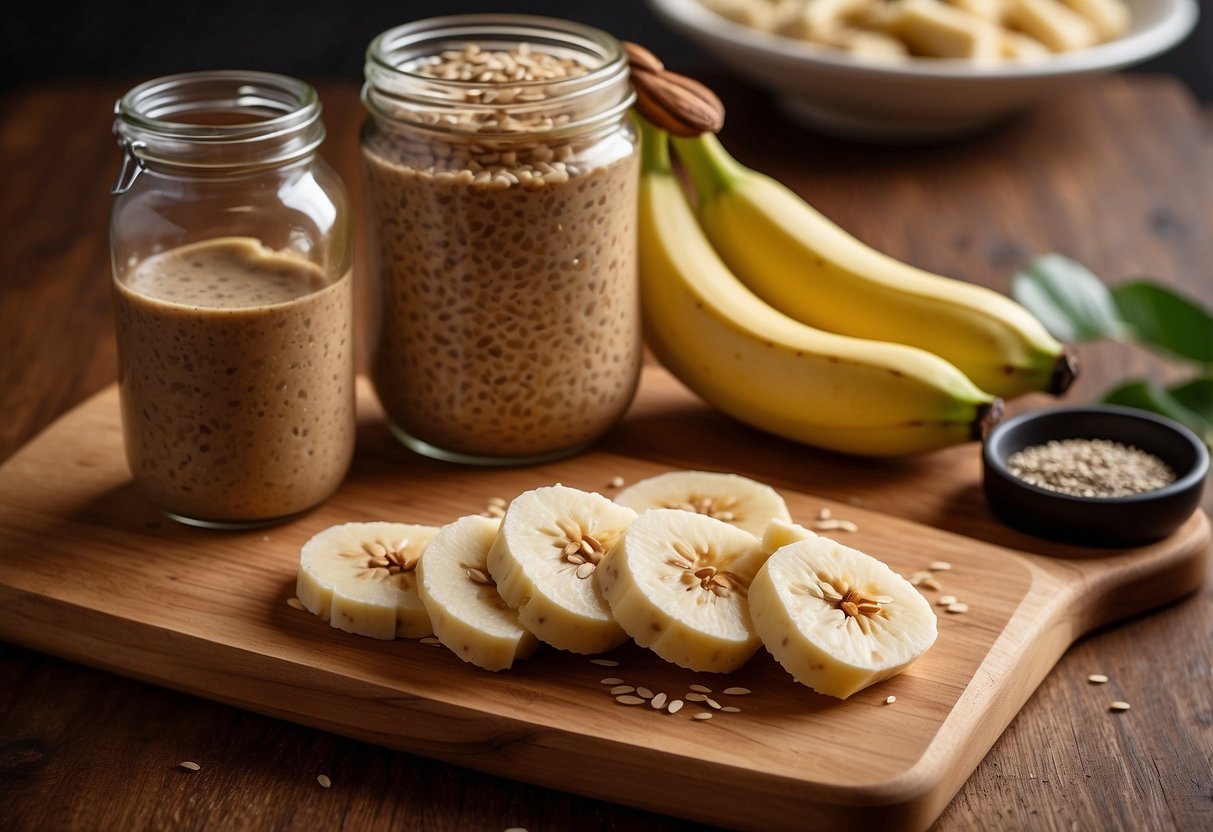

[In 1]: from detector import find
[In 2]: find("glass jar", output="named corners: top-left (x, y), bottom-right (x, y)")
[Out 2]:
top-left (361, 15), bottom-right (640, 465)
top-left (110, 71), bottom-right (355, 528)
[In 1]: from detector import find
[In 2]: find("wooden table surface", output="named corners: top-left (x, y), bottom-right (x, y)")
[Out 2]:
top-left (1, 76), bottom-right (1210, 831)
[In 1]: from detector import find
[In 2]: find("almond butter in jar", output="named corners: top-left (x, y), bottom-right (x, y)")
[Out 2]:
top-left (361, 16), bottom-right (641, 465)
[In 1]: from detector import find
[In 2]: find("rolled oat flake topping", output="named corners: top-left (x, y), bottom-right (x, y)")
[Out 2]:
top-left (1006, 438), bottom-right (1175, 498)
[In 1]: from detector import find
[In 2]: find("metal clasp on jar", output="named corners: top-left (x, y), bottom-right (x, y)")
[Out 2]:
top-left (110, 98), bottom-right (146, 195)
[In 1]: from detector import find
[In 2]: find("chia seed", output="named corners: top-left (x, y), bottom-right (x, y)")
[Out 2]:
top-left (1006, 438), bottom-right (1175, 498)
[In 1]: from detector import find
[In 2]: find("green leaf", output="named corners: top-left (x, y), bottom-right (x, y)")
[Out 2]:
top-left (1011, 254), bottom-right (1128, 343)
top-left (1112, 281), bottom-right (1213, 364)
top-left (1167, 376), bottom-right (1213, 424)
top-left (1102, 378), bottom-right (1213, 445)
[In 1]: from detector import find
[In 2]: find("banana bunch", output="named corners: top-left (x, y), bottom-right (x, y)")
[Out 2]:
top-left (637, 120), bottom-right (1074, 456)
top-left (671, 131), bottom-right (1071, 399)
top-left (639, 122), bottom-right (1001, 455)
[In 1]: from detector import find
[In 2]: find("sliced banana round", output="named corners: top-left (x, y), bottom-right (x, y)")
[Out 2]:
top-left (597, 508), bottom-right (768, 673)
top-left (749, 536), bottom-right (936, 699)
top-left (297, 522), bottom-right (439, 640)
top-left (613, 470), bottom-right (791, 537)
top-left (418, 515), bottom-right (539, 672)
top-left (486, 484), bottom-right (637, 654)
top-left (762, 518), bottom-right (816, 553)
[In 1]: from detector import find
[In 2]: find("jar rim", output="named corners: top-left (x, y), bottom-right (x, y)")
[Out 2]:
top-left (366, 14), bottom-right (625, 86)
top-left (114, 70), bottom-right (326, 173)
top-left (363, 14), bottom-right (634, 140)
top-left (117, 70), bottom-right (321, 140)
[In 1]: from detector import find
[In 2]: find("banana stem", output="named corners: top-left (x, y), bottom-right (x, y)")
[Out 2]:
top-left (1049, 347), bottom-right (1080, 396)
top-left (671, 132), bottom-right (742, 202)
top-left (638, 117), bottom-right (672, 176)
top-left (973, 398), bottom-right (1005, 441)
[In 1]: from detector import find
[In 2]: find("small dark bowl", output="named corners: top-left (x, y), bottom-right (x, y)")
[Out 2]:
top-left (983, 405), bottom-right (1208, 547)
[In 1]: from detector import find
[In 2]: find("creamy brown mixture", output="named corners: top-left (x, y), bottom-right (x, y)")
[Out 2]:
top-left (363, 43), bottom-right (640, 460)
top-left (113, 237), bottom-right (354, 523)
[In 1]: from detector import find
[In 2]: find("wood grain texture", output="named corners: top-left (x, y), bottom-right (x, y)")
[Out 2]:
top-left (0, 376), bottom-right (1207, 831)
top-left (0, 76), bottom-right (1210, 831)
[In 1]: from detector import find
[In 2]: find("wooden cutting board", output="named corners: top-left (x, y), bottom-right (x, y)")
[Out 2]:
top-left (0, 370), bottom-right (1207, 832)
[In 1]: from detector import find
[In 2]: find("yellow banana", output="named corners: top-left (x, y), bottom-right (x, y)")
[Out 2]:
top-left (671, 133), bottom-right (1076, 400)
top-left (638, 121), bottom-right (1002, 456)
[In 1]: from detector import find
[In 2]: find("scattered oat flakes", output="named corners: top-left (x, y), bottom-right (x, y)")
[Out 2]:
top-left (667, 699), bottom-right (684, 714)
top-left (178, 761), bottom-right (201, 771)
top-left (689, 684), bottom-right (712, 693)
top-left (722, 687), bottom-right (751, 696)
top-left (608, 476), bottom-right (625, 488)
top-left (609, 685), bottom-right (635, 695)
top-left (1109, 701), bottom-right (1131, 712)
top-left (818, 507), bottom-right (832, 520)
top-left (616, 695), bottom-right (645, 705)
top-left (929, 561), bottom-right (952, 571)
top-left (317, 774), bottom-right (332, 788)
top-left (504, 827), bottom-right (530, 832)
top-left (885, 695), bottom-right (897, 705)
top-left (1088, 674), bottom-right (1109, 685)
top-left (946, 602), bottom-right (969, 614)
top-left (692, 712), bottom-right (713, 721)
top-left (636, 686), bottom-right (654, 700)
top-left (599, 677), bottom-right (623, 685)
top-left (651, 692), bottom-right (668, 709)
top-left (286, 598), bottom-right (305, 611)
top-left (487, 497), bottom-right (508, 507)
top-left (590, 659), bottom-right (620, 667)
top-left (420, 636), bottom-right (441, 645)
top-left (685, 692), bottom-right (707, 702)
top-left (937, 595), bottom-right (957, 607)
top-left (705, 697), bottom-right (722, 710)
top-left (721, 706), bottom-right (741, 713)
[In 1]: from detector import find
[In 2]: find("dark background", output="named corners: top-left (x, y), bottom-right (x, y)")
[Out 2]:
top-left (2, 1), bottom-right (1209, 100)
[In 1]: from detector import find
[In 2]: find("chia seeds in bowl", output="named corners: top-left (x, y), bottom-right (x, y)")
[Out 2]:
top-left (982, 405), bottom-right (1208, 547)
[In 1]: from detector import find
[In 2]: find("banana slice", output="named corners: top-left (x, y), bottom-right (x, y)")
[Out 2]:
top-left (417, 515), bottom-right (539, 671)
top-left (762, 518), bottom-right (817, 553)
top-left (297, 522), bottom-right (439, 639)
top-left (597, 509), bottom-right (768, 673)
top-left (614, 470), bottom-right (791, 537)
top-left (749, 536), bottom-right (936, 698)
top-left (486, 484), bottom-right (637, 654)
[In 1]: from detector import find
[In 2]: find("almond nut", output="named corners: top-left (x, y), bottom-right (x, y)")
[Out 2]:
top-left (631, 69), bottom-right (725, 137)
top-left (623, 41), bottom-right (665, 73)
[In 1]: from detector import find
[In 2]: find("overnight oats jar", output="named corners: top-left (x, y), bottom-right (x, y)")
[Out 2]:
top-left (361, 15), bottom-right (641, 465)
top-left (110, 71), bottom-right (355, 528)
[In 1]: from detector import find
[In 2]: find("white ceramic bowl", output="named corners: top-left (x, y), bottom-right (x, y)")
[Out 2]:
top-left (649, 0), bottom-right (1199, 140)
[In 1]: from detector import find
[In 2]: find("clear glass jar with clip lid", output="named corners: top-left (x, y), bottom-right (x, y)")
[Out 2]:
top-left (110, 71), bottom-right (354, 528)
top-left (362, 15), bottom-right (641, 465)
